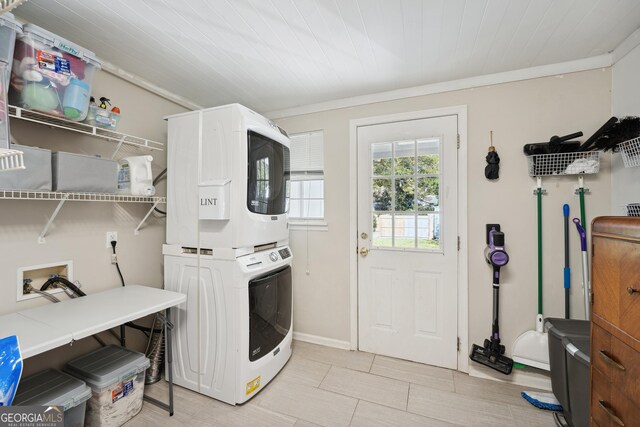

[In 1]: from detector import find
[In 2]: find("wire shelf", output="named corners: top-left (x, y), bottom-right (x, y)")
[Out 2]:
top-left (0, 190), bottom-right (165, 203)
top-left (0, 148), bottom-right (25, 172)
top-left (527, 151), bottom-right (601, 177)
top-left (619, 137), bottom-right (640, 168)
top-left (9, 105), bottom-right (165, 152)
top-left (0, 0), bottom-right (26, 14)
top-left (626, 204), bottom-right (640, 217)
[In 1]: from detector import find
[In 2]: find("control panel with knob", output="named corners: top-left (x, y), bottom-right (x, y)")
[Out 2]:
top-left (269, 252), bottom-right (279, 262)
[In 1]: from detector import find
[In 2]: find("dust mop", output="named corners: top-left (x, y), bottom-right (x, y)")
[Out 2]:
top-left (512, 177), bottom-right (550, 371)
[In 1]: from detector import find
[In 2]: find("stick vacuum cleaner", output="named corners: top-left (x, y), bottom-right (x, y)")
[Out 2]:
top-left (470, 224), bottom-right (514, 375)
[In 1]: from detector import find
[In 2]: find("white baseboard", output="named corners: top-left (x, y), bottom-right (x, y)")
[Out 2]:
top-left (468, 364), bottom-right (552, 391)
top-left (292, 332), bottom-right (351, 350)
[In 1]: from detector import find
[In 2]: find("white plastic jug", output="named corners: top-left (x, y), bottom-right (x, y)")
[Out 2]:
top-left (118, 155), bottom-right (155, 196)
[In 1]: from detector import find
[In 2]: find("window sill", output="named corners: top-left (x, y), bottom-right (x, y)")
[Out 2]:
top-left (289, 220), bottom-right (329, 231)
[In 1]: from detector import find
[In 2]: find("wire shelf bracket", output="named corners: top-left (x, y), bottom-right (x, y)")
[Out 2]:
top-left (0, 191), bottom-right (166, 242)
top-left (135, 200), bottom-right (161, 235)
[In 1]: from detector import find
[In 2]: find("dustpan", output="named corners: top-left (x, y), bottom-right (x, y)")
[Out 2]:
top-left (512, 314), bottom-right (550, 370)
top-left (512, 178), bottom-right (550, 370)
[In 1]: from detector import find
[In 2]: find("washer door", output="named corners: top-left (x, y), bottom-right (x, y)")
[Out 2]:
top-left (248, 265), bottom-right (292, 362)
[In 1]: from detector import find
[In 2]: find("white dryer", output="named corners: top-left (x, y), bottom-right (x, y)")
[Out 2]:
top-left (164, 244), bottom-right (293, 404)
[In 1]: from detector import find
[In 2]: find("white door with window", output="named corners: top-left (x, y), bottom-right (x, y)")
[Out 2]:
top-left (357, 114), bottom-right (459, 369)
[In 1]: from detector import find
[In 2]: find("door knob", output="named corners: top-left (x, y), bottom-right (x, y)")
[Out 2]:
top-left (627, 287), bottom-right (639, 295)
top-left (359, 247), bottom-right (369, 257)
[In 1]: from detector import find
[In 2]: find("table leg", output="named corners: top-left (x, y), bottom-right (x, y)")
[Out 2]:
top-left (142, 308), bottom-right (175, 416)
top-left (166, 307), bottom-right (174, 416)
top-left (120, 324), bottom-right (126, 347)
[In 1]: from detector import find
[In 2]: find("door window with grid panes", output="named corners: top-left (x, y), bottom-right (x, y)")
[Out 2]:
top-left (288, 130), bottom-right (324, 220)
top-left (371, 138), bottom-right (441, 250)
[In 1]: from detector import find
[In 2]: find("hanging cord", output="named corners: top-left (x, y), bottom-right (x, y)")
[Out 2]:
top-left (152, 168), bottom-right (167, 215)
top-left (111, 240), bottom-right (126, 288)
top-left (41, 276), bottom-right (86, 297)
top-left (110, 239), bottom-right (162, 335)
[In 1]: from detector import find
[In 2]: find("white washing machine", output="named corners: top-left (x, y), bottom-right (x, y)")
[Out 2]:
top-left (164, 244), bottom-right (293, 405)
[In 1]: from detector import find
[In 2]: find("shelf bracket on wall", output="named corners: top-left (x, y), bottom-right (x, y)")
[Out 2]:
top-left (135, 200), bottom-right (161, 235)
top-left (111, 135), bottom-right (127, 160)
top-left (38, 195), bottom-right (70, 244)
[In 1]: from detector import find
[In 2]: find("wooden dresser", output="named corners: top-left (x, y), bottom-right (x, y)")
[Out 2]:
top-left (591, 217), bottom-right (640, 426)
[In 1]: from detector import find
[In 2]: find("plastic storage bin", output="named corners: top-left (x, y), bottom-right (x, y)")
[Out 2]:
top-left (13, 369), bottom-right (92, 427)
top-left (52, 151), bottom-right (117, 193)
top-left (545, 318), bottom-right (589, 419)
top-left (64, 345), bottom-right (150, 427)
top-left (563, 336), bottom-right (590, 427)
top-left (0, 13), bottom-right (22, 150)
top-left (87, 104), bottom-right (120, 130)
top-left (10, 24), bottom-right (101, 121)
top-left (0, 143), bottom-right (52, 190)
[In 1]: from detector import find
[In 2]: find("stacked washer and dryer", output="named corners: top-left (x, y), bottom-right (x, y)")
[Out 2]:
top-left (164, 104), bottom-right (293, 405)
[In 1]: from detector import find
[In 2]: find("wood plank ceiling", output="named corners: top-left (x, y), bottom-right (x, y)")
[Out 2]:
top-left (13, 0), bottom-right (640, 113)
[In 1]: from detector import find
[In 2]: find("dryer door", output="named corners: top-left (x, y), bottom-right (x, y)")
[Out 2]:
top-left (248, 265), bottom-right (292, 362)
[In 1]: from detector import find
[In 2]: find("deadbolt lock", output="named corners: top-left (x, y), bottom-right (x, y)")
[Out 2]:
top-left (360, 232), bottom-right (368, 239)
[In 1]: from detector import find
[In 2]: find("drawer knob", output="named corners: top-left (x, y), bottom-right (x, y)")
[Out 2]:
top-left (627, 287), bottom-right (639, 295)
top-left (599, 350), bottom-right (626, 371)
top-left (599, 400), bottom-right (625, 426)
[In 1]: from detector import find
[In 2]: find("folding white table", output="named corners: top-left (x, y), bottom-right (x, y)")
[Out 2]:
top-left (0, 285), bottom-right (186, 416)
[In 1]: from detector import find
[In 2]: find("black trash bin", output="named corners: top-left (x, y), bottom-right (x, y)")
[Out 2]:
top-left (563, 336), bottom-right (590, 427)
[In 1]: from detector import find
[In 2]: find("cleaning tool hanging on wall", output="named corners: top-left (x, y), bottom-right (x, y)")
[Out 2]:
top-left (522, 131), bottom-right (583, 156)
top-left (485, 131), bottom-right (500, 180)
top-left (563, 204), bottom-right (571, 319)
top-left (573, 218), bottom-right (591, 320)
top-left (512, 177), bottom-right (550, 371)
top-left (577, 117), bottom-right (617, 152)
top-left (469, 224), bottom-right (514, 375)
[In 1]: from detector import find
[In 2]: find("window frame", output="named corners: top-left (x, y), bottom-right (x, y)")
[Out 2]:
top-left (287, 130), bottom-right (327, 230)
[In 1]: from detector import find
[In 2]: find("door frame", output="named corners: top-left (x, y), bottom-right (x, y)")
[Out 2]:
top-left (348, 105), bottom-right (469, 373)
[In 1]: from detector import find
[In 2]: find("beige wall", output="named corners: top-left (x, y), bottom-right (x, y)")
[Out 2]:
top-left (1, 71), bottom-right (187, 375)
top-left (611, 44), bottom-right (640, 213)
top-left (276, 69), bottom-right (612, 369)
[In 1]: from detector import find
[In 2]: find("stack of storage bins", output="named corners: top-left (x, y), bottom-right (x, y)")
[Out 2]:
top-left (0, 13), bottom-right (21, 149)
top-left (64, 345), bottom-right (150, 427)
top-left (9, 24), bottom-right (101, 122)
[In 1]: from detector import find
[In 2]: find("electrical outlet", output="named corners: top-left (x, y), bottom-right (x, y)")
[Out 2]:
top-left (106, 231), bottom-right (118, 248)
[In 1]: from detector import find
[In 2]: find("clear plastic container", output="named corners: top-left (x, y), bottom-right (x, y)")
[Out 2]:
top-left (87, 104), bottom-right (120, 130)
top-left (0, 13), bottom-right (22, 150)
top-left (13, 369), bottom-right (92, 427)
top-left (64, 345), bottom-right (150, 427)
top-left (10, 24), bottom-right (101, 121)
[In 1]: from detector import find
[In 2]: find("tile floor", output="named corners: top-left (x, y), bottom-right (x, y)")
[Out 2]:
top-left (133, 340), bottom-right (555, 426)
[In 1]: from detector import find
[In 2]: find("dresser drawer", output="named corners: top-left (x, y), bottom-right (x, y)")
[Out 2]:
top-left (591, 323), bottom-right (640, 408)
top-left (592, 367), bottom-right (640, 427)
top-left (592, 236), bottom-right (640, 341)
